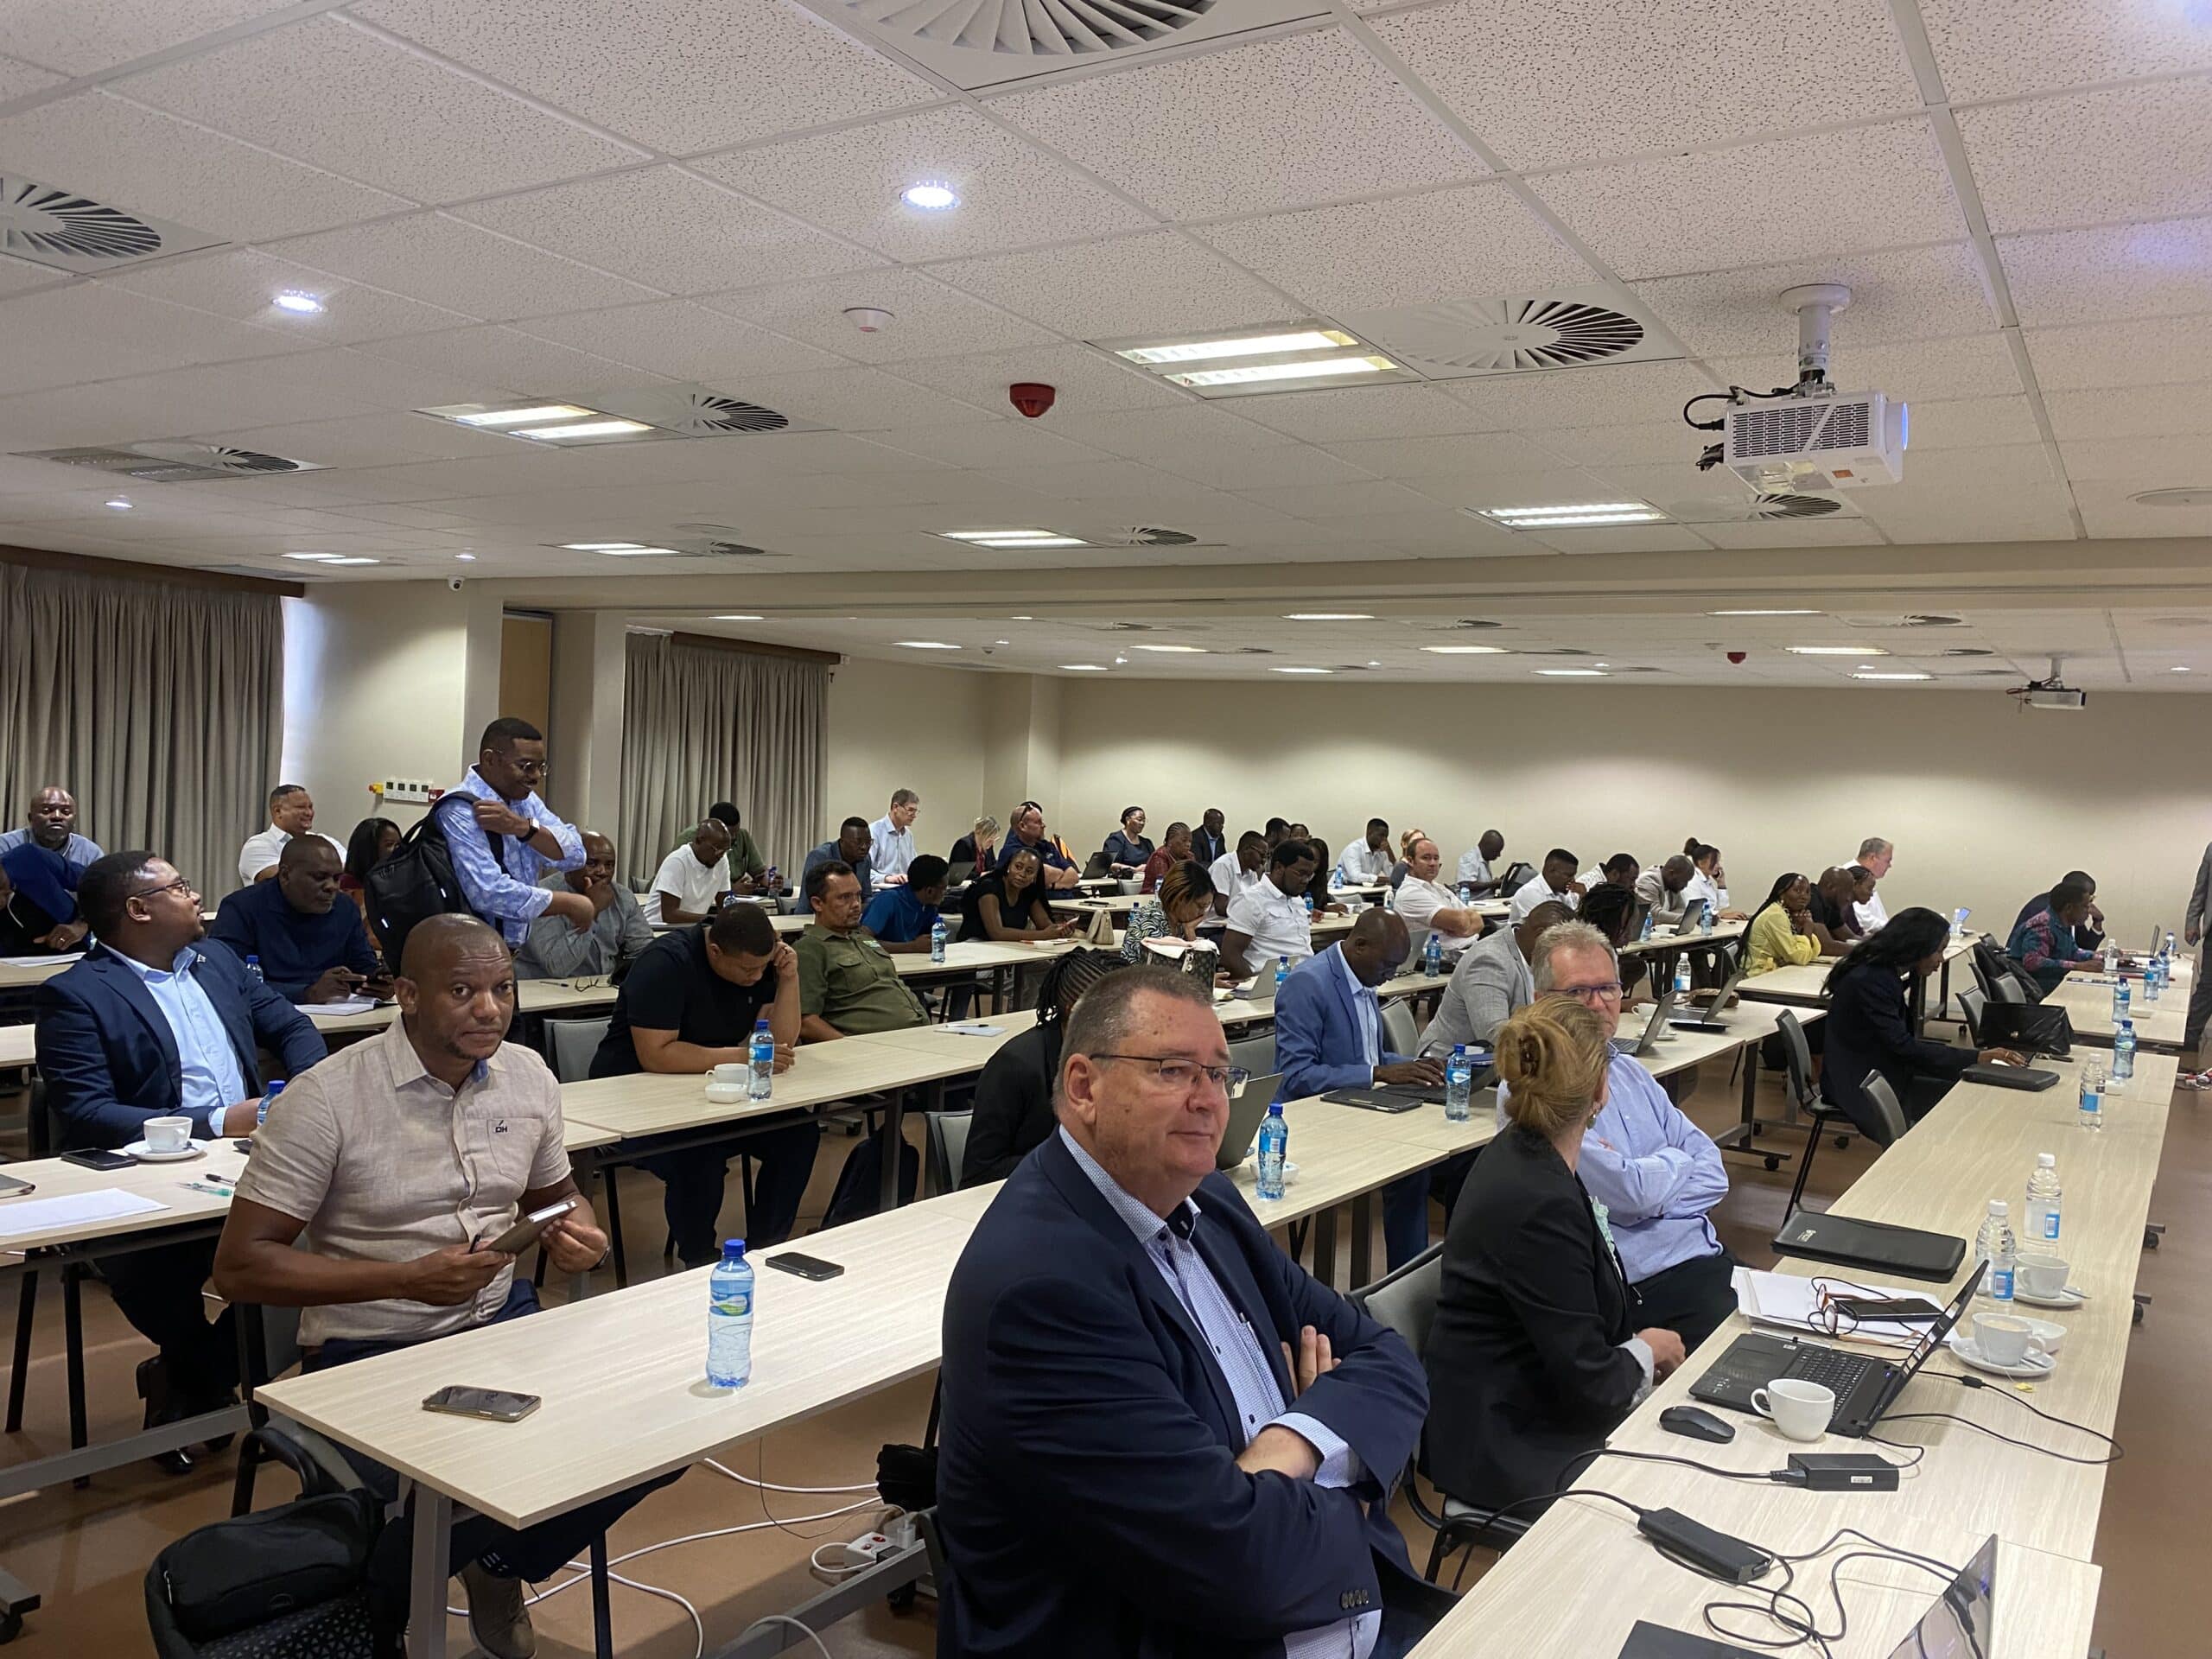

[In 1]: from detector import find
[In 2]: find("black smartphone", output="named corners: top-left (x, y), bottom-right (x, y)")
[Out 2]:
top-left (765, 1251), bottom-right (844, 1281)
top-left (1832, 1296), bottom-right (1946, 1322)
top-left (60, 1148), bottom-right (136, 1171)
top-left (0, 1172), bottom-right (35, 1198)
top-left (474, 1196), bottom-right (578, 1255)
top-left (422, 1385), bottom-right (541, 1422)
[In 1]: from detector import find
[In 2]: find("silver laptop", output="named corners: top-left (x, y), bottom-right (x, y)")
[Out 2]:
top-left (1611, 988), bottom-right (1675, 1055)
top-left (1669, 968), bottom-right (1745, 1033)
top-left (1215, 1071), bottom-right (1282, 1170)
top-left (1882, 1534), bottom-right (1994, 1659)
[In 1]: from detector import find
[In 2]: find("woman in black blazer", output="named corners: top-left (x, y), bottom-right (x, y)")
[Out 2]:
top-left (961, 950), bottom-right (1122, 1187)
top-left (1821, 906), bottom-right (2024, 1141)
top-left (1423, 1001), bottom-right (1686, 1513)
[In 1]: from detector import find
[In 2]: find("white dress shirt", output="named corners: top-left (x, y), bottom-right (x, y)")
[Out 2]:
top-left (651, 844), bottom-right (730, 916)
top-left (1209, 852), bottom-right (1263, 906)
top-left (1336, 840), bottom-right (1392, 884)
top-left (1454, 849), bottom-right (1492, 887)
top-left (1508, 874), bottom-right (1580, 925)
top-left (1394, 874), bottom-right (1478, 956)
top-left (1683, 869), bottom-right (1721, 914)
top-left (237, 826), bottom-right (345, 885)
top-left (1226, 876), bottom-right (1313, 969)
top-left (869, 815), bottom-right (916, 880)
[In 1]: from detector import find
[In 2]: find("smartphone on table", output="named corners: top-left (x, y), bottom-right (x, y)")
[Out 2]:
top-left (765, 1251), bottom-right (844, 1281)
top-left (60, 1148), bottom-right (136, 1171)
top-left (422, 1385), bottom-right (541, 1422)
top-left (1832, 1296), bottom-right (1946, 1323)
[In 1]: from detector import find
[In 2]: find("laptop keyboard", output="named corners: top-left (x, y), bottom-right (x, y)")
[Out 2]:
top-left (1783, 1344), bottom-right (1876, 1397)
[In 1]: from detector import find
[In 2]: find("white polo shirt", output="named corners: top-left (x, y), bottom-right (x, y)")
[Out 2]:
top-left (1336, 840), bottom-right (1392, 884)
top-left (1508, 874), bottom-right (1580, 925)
top-left (1395, 874), bottom-right (1478, 956)
top-left (1226, 876), bottom-right (1313, 969)
top-left (652, 844), bottom-right (729, 915)
top-left (1210, 852), bottom-right (1263, 906)
top-left (237, 825), bottom-right (344, 885)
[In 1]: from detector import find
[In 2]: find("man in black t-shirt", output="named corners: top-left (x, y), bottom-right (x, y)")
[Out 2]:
top-left (590, 903), bottom-right (811, 1265)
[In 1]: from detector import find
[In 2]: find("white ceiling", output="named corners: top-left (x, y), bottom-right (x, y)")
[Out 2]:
top-left (0, 0), bottom-right (2210, 683)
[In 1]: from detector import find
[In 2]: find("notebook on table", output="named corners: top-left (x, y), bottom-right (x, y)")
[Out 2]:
top-left (1770, 1209), bottom-right (1967, 1282)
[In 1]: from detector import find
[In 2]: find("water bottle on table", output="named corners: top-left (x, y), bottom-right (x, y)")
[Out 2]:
top-left (2078, 1062), bottom-right (2104, 1132)
top-left (2110, 1020), bottom-right (2136, 1091)
top-left (257, 1078), bottom-right (284, 1128)
top-left (1675, 957), bottom-right (1693, 999)
top-left (707, 1240), bottom-right (753, 1389)
top-left (1274, 955), bottom-right (1289, 990)
top-left (1458, 883), bottom-right (1471, 906)
top-left (1255, 1103), bottom-right (1288, 1200)
top-left (747, 1018), bottom-right (774, 1102)
top-left (1423, 931), bottom-right (1443, 977)
top-left (245, 955), bottom-right (263, 984)
top-left (2024, 1153), bottom-right (2063, 1244)
top-left (2144, 961), bottom-right (2162, 1003)
top-left (1640, 908), bottom-right (1655, 943)
top-left (1973, 1200), bottom-right (2017, 1302)
top-left (1444, 1045), bottom-right (1472, 1122)
top-left (2112, 979), bottom-right (2130, 1027)
top-left (929, 916), bottom-right (947, 963)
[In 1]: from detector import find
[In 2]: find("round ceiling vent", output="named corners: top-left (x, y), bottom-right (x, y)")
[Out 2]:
top-left (1901, 613), bottom-right (1964, 627)
top-left (129, 442), bottom-right (302, 475)
top-left (1750, 493), bottom-right (1844, 519)
top-left (1097, 526), bottom-right (1198, 547)
top-left (0, 178), bottom-right (161, 262)
top-left (840, 0), bottom-right (1216, 56)
top-left (1939, 647), bottom-right (1993, 658)
top-left (2129, 487), bottom-right (2212, 508)
top-left (649, 394), bottom-right (787, 436)
top-left (1360, 296), bottom-right (1644, 373)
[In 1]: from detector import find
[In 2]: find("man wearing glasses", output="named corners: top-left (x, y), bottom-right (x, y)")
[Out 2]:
top-left (438, 716), bottom-right (592, 948)
top-left (34, 850), bottom-right (325, 1469)
top-left (938, 965), bottom-right (1449, 1657)
top-left (1508, 919), bottom-right (1738, 1353)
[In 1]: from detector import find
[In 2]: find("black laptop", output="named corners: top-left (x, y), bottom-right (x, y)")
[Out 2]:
top-left (1691, 1261), bottom-right (1985, 1436)
top-left (1667, 968), bottom-right (1744, 1034)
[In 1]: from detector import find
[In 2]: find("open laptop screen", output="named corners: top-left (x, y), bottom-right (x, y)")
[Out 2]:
top-left (1883, 1533), bottom-right (1995, 1659)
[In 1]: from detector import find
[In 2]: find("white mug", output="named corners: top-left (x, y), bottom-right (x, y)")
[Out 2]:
top-left (143, 1115), bottom-right (193, 1154)
top-left (2015, 1255), bottom-right (2071, 1299)
top-left (707, 1062), bottom-right (747, 1087)
top-left (1972, 1313), bottom-right (2050, 1368)
top-left (1751, 1378), bottom-right (1834, 1441)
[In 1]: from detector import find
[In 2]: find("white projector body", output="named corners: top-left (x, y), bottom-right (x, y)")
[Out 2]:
top-left (1723, 390), bottom-right (1907, 492)
top-left (2022, 687), bottom-right (2088, 711)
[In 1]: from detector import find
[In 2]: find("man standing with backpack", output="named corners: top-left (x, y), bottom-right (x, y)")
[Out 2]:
top-left (439, 717), bottom-right (591, 948)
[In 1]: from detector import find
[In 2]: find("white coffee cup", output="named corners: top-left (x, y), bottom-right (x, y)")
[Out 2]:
top-left (1972, 1313), bottom-right (2050, 1368)
top-left (143, 1115), bottom-right (193, 1154)
top-left (1750, 1378), bottom-right (1834, 1441)
top-left (707, 1062), bottom-right (747, 1087)
top-left (2015, 1255), bottom-right (2071, 1299)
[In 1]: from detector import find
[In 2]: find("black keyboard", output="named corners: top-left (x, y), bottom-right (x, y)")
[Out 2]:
top-left (1783, 1344), bottom-right (1880, 1395)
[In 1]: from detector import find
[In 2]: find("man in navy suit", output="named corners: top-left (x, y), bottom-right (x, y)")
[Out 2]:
top-left (1274, 909), bottom-right (1452, 1270)
top-left (35, 849), bottom-right (324, 1466)
top-left (938, 965), bottom-right (1451, 1658)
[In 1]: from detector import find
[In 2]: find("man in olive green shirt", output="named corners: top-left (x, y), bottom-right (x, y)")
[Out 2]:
top-left (795, 860), bottom-right (928, 1041)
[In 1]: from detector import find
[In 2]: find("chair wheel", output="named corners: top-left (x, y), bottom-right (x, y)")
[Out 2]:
top-left (1764, 1156), bottom-right (1781, 1172)
top-left (1834, 1135), bottom-right (1850, 1149)
top-left (0, 1610), bottom-right (22, 1643)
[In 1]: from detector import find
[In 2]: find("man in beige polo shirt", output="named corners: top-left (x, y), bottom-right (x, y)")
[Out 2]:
top-left (215, 914), bottom-right (679, 1658)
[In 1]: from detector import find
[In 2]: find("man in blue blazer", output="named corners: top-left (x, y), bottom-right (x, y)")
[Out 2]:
top-left (938, 965), bottom-right (1452, 1659)
top-left (35, 849), bottom-right (325, 1466)
top-left (1274, 909), bottom-right (1451, 1269)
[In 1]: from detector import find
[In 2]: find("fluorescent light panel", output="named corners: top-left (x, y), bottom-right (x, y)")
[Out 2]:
top-left (1097, 320), bottom-right (1414, 399)
top-left (1282, 613), bottom-right (1373, 621)
top-left (1165, 354), bottom-right (1394, 389)
top-left (1131, 645), bottom-right (1206, 653)
top-left (1061, 664), bottom-right (1108, 671)
top-left (518, 419), bottom-right (651, 441)
top-left (1788, 645), bottom-right (1885, 656)
top-left (1537, 668), bottom-right (1609, 677)
top-left (1273, 666), bottom-right (1332, 675)
top-left (1709, 608), bottom-right (1821, 616)
top-left (1118, 329), bottom-right (1352, 365)
top-left (417, 401), bottom-right (661, 445)
top-left (1478, 501), bottom-right (1666, 530)
top-left (1421, 645), bottom-right (1507, 656)
top-left (895, 640), bottom-right (961, 650)
top-left (454, 404), bottom-right (591, 427)
top-left (1853, 671), bottom-right (1930, 681)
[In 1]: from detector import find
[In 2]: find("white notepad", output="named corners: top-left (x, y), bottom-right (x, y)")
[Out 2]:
top-left (0, 1187), bottom-right (167, 1239)
top-left (1733, 1267), bottom-right (1925, 1350)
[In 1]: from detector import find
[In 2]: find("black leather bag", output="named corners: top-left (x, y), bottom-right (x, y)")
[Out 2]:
top-left (1975, 1001), bottom-right (2074, 1058)
top-left (362, 798), bottom-right (503, 969)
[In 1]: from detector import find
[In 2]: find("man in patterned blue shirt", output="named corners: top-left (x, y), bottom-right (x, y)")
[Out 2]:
top-left (437, 717), bottom-right (591, 948)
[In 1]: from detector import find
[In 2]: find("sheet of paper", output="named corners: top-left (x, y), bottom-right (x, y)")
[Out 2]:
top-left (0, 1187), bottom-right (167, 1240)
top-left (0, 953), bottom-right (81, 967)
top-left (1732, 1267), bottom-right (1925, 1350)
top-left (302, 995), bottom-right (378, 1016)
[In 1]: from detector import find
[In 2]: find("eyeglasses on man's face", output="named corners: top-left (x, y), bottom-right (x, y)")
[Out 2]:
top-left (1553, 981), bottom-right (1624, 1004)
top-left (1091, 1054), bottom-right (1252, 1095)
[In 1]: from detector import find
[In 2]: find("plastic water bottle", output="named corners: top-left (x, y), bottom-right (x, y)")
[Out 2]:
top-left (1640, 908), bottom-right (1655, 942)
top-left (257, 1077), bottom-right (283, 1128)
top-left (1700, 905), bottom-right (1714, 936)
top-left (1382, 887), bottom-right (1395, 913)
top-left (2103, 941), bottom-right (2119, 975)
top-left (2165, 930), bottom-right (2177, 961)
top-left (1274, 955), bottom-right (1289, 990)
top-left (2144, 961), bottom-right (2162, 1004)
top-left (706, 1240), bottom-right (753, 1389)
top-left (1974, 1200), bottom-right (2017, 1302)
top-left (2111, 1020), bottom-right (2136, 1091)
top-left (1458, 882), bottom-right (1471, 905)
top-left (1423, 931), bottom-right (1444, 977)
top-left (2078, 1061), bottom-right (2104, 1132)
top-left (1255, 1103), bottom-right (1288, 1200)
top-left (929, 916), bottom-right (947, 963)
top-left (2112, 979), bottom-right (2130, 1026)
top-left (1444, 1044), bottom-right (1473, 1122)
top-left (747, 1018), bottom-right (773, 1102)
top-left (1952, 906), bottom-right (1969, 939)
top-left (245, 955), bottom-right (263, 983)
top-left (1675, 957), bottom-right (1694, 998)
top-left (1303, 892), bottom-right (1314, 915)
top-left (2024, 1154), bottom-right (2063, 1246)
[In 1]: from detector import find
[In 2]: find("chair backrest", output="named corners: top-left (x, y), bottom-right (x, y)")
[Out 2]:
top-left (925, 1109), bottom-right (972, 1195)
top-left (1857, 1071), bottom-right (1911, 1146)
top-left (1380, 1000), bottom-right (1419, 1058)
top-left (1988, 973), bottom-right (2027, 1005)
top-left (544, 1016), bottom-right (611, 1083)
top-left (1774, 1010), bottom-right (1820, 1111)
top-left (1957, 986), bottom-right (1987, 1044)
top-left (1351, 1242), bottom-right (1444, 1359)
top-left (1227, 1030), bottom-right (1274, 1080)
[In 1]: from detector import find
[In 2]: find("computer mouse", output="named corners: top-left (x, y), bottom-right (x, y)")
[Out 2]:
top-left (1659, 1405), bottom-right (1736, 1444)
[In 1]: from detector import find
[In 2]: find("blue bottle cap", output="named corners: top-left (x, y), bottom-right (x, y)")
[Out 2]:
top-left (721, 1238), bottom-right (747, 1260)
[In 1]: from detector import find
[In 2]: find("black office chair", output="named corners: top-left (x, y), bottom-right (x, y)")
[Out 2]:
top-left (1351, 1244), bottom-right (1528, 1582)
top-left (1778, 1011), bottom-right (1854, 1217)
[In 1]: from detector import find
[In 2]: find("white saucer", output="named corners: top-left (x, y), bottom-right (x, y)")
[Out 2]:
top-left (1946, 1334), bottom-right (2056, 1379)
top-left (2012, 1285), bottom-right (2088, 1309)
top-left (2015, 1315), bottom-right (2067, 1353)
top-left (123, 1140), bottom-right (203, 1162)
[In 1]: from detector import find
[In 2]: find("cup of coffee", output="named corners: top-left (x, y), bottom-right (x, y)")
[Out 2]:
top-left (707, 1062), bottom-right (747, 1087)
top-left (143, 1115), bottom-right (193, 1154)
top-left (1750, 1378), bottom-right (1834, 1441)
top-left (2015, 1255), bottom-right (2071, 1299)
top-left (1972, 1313), bottom-right (2050, 1368)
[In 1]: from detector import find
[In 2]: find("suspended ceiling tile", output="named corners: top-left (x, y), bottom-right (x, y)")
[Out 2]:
top-left (1959, 78), bottom-right (2212, 234)
top-left (1231, 384), bottom-right (1497, 444)
top-left (1438, 359), bottom-right (1721, 434)
top-left (1996, 218), bottom-right (2212, 327)
top-left (98, 248), bottom-right (481, 342)
top-left (1922, 0), bottom-right (2212, 101)
top-left (888, 343), bottom-right (1187, 417)
top-left (1630, 244), bottom-right (1997, 357)
top-left (1707, 330), bottom-right (2023, 405)
top-left (2044, 385), bottom-right (2212, 442)
top-left (509, 299), bottom-right (850, 381)
top-left (1320, 429), bottom-right (1592, 480)
top-left (1900, 396), bottom-right (2044, 450)
top-left (351, 324), bottom-right (669, 397)
top-left (699, 267), bottom-right (1054, 364)
top-left (704, 364), bottom-right (1003, 432)
top-left (0, 0), bottom-right (306, 77)
top-left (926, 231), bottom-right (1295, 341)
top-left (264, 213), bottom-right (662, 322)
top-left (2024, 311), bottom-right (2212, 391)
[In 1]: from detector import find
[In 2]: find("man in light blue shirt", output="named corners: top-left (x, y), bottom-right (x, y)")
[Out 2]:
top-left (437, 717), bottom-right (589, 950)
top-left (868, 788), bottom-right (919, 883)
top-left (1501, 920), bottom-right (1738, 1352)
top-left (0, 785), bottom-right (103, 869)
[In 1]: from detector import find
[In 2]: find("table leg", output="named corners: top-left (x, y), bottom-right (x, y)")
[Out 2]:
top-left (410, 1485), bottom-right (453, 1659)
top-left (589, 1535), bottom-right (614, 1659)
top-left (61, 1268), bottom-right (86, 1471)
top-left (567, 1150), bottom-right (597, 1302)
top-left (1350, 1194), bottom-right (1375, 1289)
top-left (1313, 1206), bottom-right (1339, 1289)
top-left (879, 1086), bottom-right (906, 1211)
top-left (6, 1268), bottom-right (34, 1433)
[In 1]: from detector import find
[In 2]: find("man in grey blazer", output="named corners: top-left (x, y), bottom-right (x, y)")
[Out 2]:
top-left (1419, 899), bottom-right (1574, 1057)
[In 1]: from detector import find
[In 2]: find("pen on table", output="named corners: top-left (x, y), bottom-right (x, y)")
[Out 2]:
top-left (180, 1179), bottom-right (234, 1196)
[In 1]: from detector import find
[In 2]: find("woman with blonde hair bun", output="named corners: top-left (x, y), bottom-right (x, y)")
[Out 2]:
top-left (1421, 999), bottom-right (1688, 1512)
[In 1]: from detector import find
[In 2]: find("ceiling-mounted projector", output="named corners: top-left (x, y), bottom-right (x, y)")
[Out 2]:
top-left (2012, 659), bottom-right (2086, 710)
top-left (1692, 284), bottom-right (1908, 491)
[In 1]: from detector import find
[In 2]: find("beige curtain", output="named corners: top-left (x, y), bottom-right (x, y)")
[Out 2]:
top-left (620, 634), bottom-right (825, 887)
top-left (0, 559), bottom-right (283, 897)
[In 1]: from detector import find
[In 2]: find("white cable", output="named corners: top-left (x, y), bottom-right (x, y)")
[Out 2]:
top-left (737, 1612), bottom-right (835, 1658)
top-left (705, 1455), bottom-right (877, 1494)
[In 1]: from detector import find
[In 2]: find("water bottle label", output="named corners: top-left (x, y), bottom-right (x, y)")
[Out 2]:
top-left (713, 1292), bottom-right (751, 1317)
top-left (2043, 1214), bottom-right (2060, 1242)
top-left (1990, 1267), bottom-right (2013, 1300)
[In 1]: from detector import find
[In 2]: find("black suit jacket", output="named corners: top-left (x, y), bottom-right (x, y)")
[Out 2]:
top-left (34, 941), bottom-right (326, 1149)
top-left (1191, 826), bottom-right (1227, 866)
top-left (1820, 960), bottom-right (1974, 1141)
top-left (1422, 1124), bottom-right (1643, 1511)
top-left (959, 1021), bottom-right (1063, 1187)
top-left (938, 1130), bottom-right (1433, 1658)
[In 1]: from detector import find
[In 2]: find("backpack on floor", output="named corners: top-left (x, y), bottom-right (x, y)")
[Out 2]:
top-left (822, 1135), bottom-right (919, 1228)
top-left (145, 1490), bottom-right (381, 1659)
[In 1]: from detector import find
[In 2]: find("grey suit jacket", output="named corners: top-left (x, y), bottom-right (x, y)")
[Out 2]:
top-left (1420, 925), bottom-right (1531, 1056)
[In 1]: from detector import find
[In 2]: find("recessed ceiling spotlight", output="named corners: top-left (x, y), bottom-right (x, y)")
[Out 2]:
top-left (103, 497), bottom-right (131, 511)
top-left (1132, 644), bottom-right (1207, 653)
top-left (714, 613), bottom-right (765, 621)
top-left (271, 289), bottom-right (325, 315)
top-left (1787, 645), bottom-right (1885, 656)
top-left (994, 639), bottom-right (1010, 645)
top-left (896, 640), bottom-right (961, 650)
top-left (1708, 607), bottom-right (1819, 616)
top-left (1273, 666), bottom-right (1333, 675)
top-left (1421, 645), bottom-right (1507, 656)
top-left (901, 181), bottom-right (958, 211)
top-left (1479, 501), bottom-right (1667, 530)
top-left (1113, 654), bottom-right (1128, 664)
top-left (2173, 666), bottom-right (2192, 673)
top-left (454, 552), bottom-right (476, 562)
top-left (1366, 659), bottom-right (1382, 668)
top-left (1283, 612), bottom-right (1373, 621)
top-left (1536, 668), bottom-right (1609, 677)
top-left (1853, 671), bottom-right (1931, 681)
top-left (1061, 663), bottom-right (1108, 671)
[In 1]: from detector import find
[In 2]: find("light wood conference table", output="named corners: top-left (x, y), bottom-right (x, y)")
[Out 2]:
top-left (2039, 972), bottom-right (2189, 1052)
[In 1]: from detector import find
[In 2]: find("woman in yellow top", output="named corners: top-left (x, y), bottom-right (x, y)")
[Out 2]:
top-left (1744, 872), bottom-right (1836, 974)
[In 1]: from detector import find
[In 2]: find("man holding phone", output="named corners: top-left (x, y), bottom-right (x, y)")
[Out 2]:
top-left (208, 836), bottom-right (390, 1001)
top-left (215, 914), bottom-right (679, 1658)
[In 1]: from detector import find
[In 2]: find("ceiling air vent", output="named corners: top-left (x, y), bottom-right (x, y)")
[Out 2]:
top-left (1334, 283), bottom-right (1680, 380)
top-left (1834, 613), bottom-right (1966, 630)
top-left (696, 542), bottom-right (791, 559)
top-left (594, 385), bottom-right (826, 437)
top-left (12, 442), bottom-right (322, 481)
top-left (0, 177), bottom-right (225, 273)
top-left (1093, 526), bottom-right (1199, 547)
top-left (1669, 492), bottom-right (1852, 525)
top-left (833, 0), bottom-right (1325, 90)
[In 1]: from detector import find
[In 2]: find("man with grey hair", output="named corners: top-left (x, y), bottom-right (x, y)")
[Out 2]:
top-left (1851, 836), bottom-right (1893, 932)
top-left (871, 788), bottom-right (921, 883)
top-left (1511, 918), bottom-right (1738, 1351)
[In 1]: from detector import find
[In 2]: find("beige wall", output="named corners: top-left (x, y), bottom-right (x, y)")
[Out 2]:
top-left (822, 656), bottom-right (995, 856)
top-left (1053, 678), bottom-right (2211, 948)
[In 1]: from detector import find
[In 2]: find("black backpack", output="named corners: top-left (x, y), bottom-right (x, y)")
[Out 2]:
top-left (361, 796), bottom-right (505, 969)
top-left (145, 1490), bottom-right (381, 1658)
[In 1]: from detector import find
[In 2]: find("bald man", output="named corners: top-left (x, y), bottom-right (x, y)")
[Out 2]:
top-left (1273, 908), bottom-right (1452, 1268)
top-left (652, 817), bottom-right (734, 924)
top-left (217, 915), bottom-right (678, 1656)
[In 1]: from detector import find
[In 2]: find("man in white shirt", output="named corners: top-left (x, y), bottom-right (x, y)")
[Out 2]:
top-left (869, 788), bottom-right (920, 884)
top-left (1209, 830), bottom-right (1268, 918)
top-left (1454, 830), bottom-right (1505, 893)
top-left (651, 818), bottom-right (733, 924)
top-left (1579, 853), bottom-right (1638, 893)
top-left (1393, 837), bottom-right (1489, 960)
top-left (1508, 848), bottom-right (1584, 925)
top-left (1852, 837), bottom-right (1893, 932)
top-left (1221, 841), bottom-right (1318, 980)
top-left (238, 785), bottom-right (345, 886)
top-left (1336, 818), bottom-right (1393, 885)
